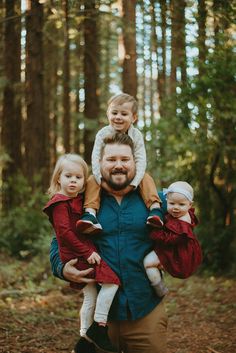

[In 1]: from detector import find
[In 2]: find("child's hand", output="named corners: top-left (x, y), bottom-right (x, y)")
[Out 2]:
top-left (178, 212), bottom-right (191, 224)
top-left (87, 252), bottom-right (101, 265)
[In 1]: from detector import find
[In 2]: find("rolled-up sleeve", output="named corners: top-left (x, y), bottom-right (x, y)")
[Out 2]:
top-left (50, 236), bottom-right (65, 280)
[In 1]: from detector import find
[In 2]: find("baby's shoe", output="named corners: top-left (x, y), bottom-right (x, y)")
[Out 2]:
top-left (85, 321), bottom-right (117, 353)
top-left (152, 280), bottom-right (169, 297)
top-left (146, 208), bottom-right (164, 228)
top-left (76, 212), bottom-right (102, 235)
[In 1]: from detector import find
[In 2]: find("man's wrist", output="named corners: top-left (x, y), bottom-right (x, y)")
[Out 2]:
top-left (58, 263), bottom-right (67, 280)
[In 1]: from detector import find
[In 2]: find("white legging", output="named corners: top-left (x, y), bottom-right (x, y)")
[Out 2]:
top-left (80, 282), bottom-right (119, 337)
top-left (143, 250), bottom-right (162, 286)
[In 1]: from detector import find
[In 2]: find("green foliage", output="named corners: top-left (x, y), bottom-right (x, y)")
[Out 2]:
top-left (147, 32), bottom-right (236, 274)
top-left (0, 174), bottom-right (52, 258)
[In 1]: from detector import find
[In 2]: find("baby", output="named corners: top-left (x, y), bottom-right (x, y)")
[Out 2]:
top-left (144, 181), bottom-right (202, 295)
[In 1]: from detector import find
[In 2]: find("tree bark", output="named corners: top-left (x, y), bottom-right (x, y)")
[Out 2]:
top-left (170, 0), bottom-right (187, 93)
top-left (25, 0), bottom-right (48, 188)
top-left (150, 0), bottom-right (166, 117)
top-left (2, 0), bottom-right (22, 209)
top-left (121, 0), bottom-right (137, 98)
top-left (43, 0), bottom-right (59, 172)
top-left (63, 0), bottom-right (71, 152)
top-left (83, 0), bottom-right (99, 164)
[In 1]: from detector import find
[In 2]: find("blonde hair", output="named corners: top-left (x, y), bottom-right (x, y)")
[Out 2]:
top-left (48, 153), bottom-right (88, 197)
top-left (107, 93), bottom-right (138, 114)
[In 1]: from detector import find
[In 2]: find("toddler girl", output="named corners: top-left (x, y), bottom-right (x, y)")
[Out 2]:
top-left (143, 181), bottom-right (202, 295)
top-left (77, 93), bottom-right (163, 234)
top-left (43, 154), bottom-right (119, 353)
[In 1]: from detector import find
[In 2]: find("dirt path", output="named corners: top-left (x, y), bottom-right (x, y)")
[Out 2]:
top-left (0, 276), bottom-right (235, 353)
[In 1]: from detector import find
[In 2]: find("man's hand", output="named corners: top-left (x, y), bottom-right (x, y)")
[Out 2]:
top-left (63, 258), bottom-right (95, 283)
top-left (87, 252), bottom-right (101, 265)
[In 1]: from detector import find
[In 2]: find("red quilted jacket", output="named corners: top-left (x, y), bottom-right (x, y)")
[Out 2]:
top-left (43, 193), bottom-right (120, 288)
top-left (150, 209), bottom-right (202, 279)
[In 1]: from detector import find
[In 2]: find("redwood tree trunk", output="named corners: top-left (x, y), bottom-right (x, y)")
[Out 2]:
top-left (63, 0), bottom-right (71, 152)
top-left (170, 0), bottom-right (187, 93)
top-left (83, 0), bottom-right (99, 164)
top-left (2, 0), bottom-right (22, 209)
top-left (25, 0), bottom-right (48, 188)
top-left (121, 0), bottom-right (137, 98)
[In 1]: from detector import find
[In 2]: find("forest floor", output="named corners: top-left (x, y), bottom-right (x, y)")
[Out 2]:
top-left (0, 254), bottom-right (235, 353)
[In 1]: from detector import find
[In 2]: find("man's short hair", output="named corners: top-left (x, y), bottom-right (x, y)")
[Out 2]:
top-left (100, 132), bottom-right (134, 159)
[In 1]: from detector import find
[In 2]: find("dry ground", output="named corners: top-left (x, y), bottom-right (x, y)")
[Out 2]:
top-left (0, 255), bottom-right (235, 353)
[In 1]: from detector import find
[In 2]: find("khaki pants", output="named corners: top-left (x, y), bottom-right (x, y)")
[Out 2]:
top-left (84, 173), bottom-right (161, 211)
top-left (96, 301), bottom-right (168, 353)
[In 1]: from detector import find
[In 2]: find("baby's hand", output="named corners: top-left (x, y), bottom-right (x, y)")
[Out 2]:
top-left (178, 212), bottom-right (191, 224)
top-left (87, 252), bottom-right (101, 265)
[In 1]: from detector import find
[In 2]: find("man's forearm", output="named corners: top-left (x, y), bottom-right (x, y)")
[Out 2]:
top-left (50, 236), bottom-right (65, 280)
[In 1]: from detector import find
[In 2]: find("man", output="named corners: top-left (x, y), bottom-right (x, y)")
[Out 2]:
top-left (50, 133), bottom-right (168, 353)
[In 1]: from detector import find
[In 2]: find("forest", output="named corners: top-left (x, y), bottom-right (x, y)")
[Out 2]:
top-left (0, 1), bottom-right (235, 352)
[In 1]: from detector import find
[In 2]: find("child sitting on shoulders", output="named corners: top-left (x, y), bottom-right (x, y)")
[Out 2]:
top-left (77, 93), bottom-right (163, 234)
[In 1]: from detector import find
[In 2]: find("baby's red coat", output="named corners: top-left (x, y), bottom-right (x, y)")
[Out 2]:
top-left (150, 209), bottom-right (202, 278)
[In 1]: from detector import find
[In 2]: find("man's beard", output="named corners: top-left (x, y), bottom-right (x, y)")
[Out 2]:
top-left (104, 170), bottom-right (133, 191)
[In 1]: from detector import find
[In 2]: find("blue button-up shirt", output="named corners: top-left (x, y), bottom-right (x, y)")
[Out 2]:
top-left (50, 189), bottom-right (163, 321)
top-left (94, 190), bottom-right (161, 320)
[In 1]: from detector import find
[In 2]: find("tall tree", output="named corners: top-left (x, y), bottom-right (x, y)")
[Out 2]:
top-left (25, 0), bottom-right (48, 188)
top-left (62, 0), bottom-right (71, 152)
top-left (43, 0), bottom-right (61, 170)
top-left (121, 0), bottom-right (137, 97)
top-left (159, 0), bottom-right (167, 108)
top-left (0, 0), bottom-right (5, 102)
top-left (83, 0), bottom-right (99, 164)
top-left (150, 0), bottom-right (167, 117)
top-left (194, 0), bottom-right (210, 224)
top-left (170, 0), bottom-right (187, 93)
top-left (2, 0), bottom-right (22, 209)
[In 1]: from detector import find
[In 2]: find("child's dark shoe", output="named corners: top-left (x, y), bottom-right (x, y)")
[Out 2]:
top-left (76, 212), bottom-right (102, 235)
top-left (147, 208), bottom-right (164, 228)
top-left (74, 336), bottom-right (96, 353)
top-left (85, 321), bottom-right (117, 353)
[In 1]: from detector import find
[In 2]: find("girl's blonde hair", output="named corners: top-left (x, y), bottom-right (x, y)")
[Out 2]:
top-left (48, 153), bottom-right (88, 197)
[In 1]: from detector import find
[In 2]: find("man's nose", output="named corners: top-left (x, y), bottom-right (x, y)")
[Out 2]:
top-left (114, 160), bottom-right (123, 168)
